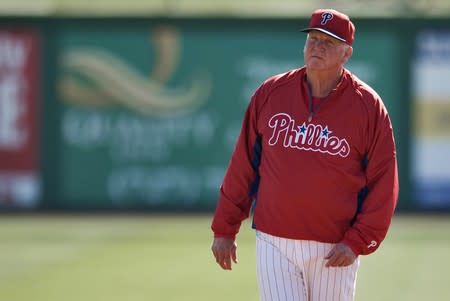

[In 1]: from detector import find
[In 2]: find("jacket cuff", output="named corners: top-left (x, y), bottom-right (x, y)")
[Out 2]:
top-left (341, 238), bottom-right (363, 256)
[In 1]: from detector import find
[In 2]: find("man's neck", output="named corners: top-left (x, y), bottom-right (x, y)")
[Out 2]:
top-left (306, 68), bottom-right (343, 98)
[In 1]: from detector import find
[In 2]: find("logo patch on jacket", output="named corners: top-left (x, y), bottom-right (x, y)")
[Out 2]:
top-left (268, 113), bottom-right (350, 157)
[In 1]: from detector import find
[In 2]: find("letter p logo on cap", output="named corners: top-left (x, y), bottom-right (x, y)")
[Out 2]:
top-left (321, 12), bottom-right (333, 25)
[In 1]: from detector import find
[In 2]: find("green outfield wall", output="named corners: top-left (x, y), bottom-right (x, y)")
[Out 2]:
top-left (1, 17), bottom-right (449, 211)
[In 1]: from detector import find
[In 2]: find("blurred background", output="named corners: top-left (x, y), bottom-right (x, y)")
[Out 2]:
top-left (0, 0), bottom-right (449, 300)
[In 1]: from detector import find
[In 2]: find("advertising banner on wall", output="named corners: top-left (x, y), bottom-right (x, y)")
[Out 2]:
top-left (56, 22), bottom-right (401, 209)
top-left (0, 29), bottom-right (40, 208)
top-left (413, 30), bottom-right (450, 208)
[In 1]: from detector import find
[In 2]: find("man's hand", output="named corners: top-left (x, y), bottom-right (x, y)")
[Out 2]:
top-left (211, 237), bottom-right (238, 270)
top-left (325, 242), bottom-right (357, 267)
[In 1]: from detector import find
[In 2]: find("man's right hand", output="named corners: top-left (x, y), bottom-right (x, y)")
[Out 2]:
top-left (211, 237), bottom-right (238, 270)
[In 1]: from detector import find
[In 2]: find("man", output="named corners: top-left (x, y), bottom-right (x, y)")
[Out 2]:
top-left (211, 8), bottom-right (399, 301)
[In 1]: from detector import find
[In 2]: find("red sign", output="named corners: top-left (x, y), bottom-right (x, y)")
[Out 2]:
top-left (0, 29), bottom-right (40, 207)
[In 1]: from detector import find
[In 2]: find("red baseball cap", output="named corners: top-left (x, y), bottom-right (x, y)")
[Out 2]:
top-left (301, 9), bottom-right (355, 46)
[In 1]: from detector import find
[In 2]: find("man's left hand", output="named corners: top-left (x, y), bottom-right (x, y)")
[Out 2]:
top-left (325, 242), bottom-right (357, 267)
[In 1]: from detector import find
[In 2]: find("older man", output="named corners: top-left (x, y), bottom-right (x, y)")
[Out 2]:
top-left (211, 8), bottom-right (399, 301)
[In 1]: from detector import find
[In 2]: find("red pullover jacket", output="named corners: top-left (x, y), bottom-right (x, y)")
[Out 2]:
top-left (211, 67), bottom-right (399, 256)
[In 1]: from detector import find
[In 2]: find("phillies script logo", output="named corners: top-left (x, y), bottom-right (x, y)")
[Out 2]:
top-left (268, 113), bottom-right (350, 157)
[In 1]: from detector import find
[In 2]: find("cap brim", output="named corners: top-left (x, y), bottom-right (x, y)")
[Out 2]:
top-left (301, 28), bottom-right (347, 43)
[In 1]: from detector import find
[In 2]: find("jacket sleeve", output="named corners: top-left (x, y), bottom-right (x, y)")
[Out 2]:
top-left (211, 88), bottom-right (262, 240)
top-left (342, 96), bottom-right (399, 255)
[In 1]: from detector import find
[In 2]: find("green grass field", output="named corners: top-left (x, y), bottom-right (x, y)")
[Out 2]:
top-left (0, 214), bottom-right (449, 301)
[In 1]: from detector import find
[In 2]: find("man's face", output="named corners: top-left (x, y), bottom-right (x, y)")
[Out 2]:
top-left (303, 30), bottom-right (351, 72)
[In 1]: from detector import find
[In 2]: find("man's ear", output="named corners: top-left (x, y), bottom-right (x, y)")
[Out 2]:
top-left (343, 46), bottom-right (353, 64)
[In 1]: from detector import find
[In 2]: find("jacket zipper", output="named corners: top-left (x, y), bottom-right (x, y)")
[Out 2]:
top-left (307, 87), bottom-right (331, 123)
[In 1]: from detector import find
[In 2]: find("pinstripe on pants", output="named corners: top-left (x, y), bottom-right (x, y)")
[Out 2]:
top-left (256, 231), bottom-right (359, 301)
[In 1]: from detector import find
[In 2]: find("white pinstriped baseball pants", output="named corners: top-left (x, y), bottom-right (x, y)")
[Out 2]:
top-left (256, 231), bottom-right (359, 301)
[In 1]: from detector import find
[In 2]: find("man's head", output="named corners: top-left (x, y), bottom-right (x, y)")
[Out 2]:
top-left (302, 9), bottom-right (354, 72)
top-left (301, 9), bottom-right (355, 46)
